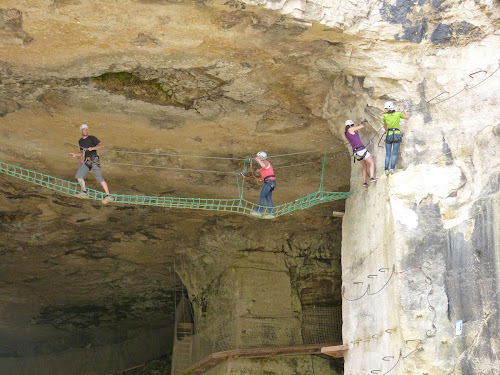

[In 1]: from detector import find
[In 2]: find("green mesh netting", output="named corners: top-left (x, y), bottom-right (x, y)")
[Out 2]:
top-left (0, 162), bottom-right (352, 218)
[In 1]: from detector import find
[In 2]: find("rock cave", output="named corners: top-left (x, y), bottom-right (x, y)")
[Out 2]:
top-left (0, 1), bottom-right (499, 374)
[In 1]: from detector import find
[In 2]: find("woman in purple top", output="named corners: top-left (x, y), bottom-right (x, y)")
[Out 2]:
top-left (345, 120), bottom-right (376, 187)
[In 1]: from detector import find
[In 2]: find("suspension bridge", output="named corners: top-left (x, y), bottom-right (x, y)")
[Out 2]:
top-left (0, 160), bottom-right (352, 218)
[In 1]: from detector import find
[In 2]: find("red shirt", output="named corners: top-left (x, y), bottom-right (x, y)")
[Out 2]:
top-left (260, 162), bottom-right (276, 181)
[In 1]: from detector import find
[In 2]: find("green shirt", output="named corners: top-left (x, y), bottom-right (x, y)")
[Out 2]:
top-left (383, 112), bottom-right (405, 133)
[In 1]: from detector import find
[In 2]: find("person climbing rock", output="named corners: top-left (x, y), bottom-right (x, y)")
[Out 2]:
top-left (250, 151), bottom-right (276, 218)
top-left (383, 101), bottom-right (410, 175)
top-left (344, 120), bottom-right (376, 188)
top-left (68, 124), bottom-right (114, 204)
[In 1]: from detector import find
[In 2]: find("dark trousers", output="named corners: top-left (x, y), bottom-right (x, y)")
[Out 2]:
top-left (385, 141), bottom-right (401, 170)
top-left (257, 182), bottom-right (274, 214)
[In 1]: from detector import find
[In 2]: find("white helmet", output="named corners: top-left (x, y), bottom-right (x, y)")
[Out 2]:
top-left (345, 120), bottom-right (354, 126)
top-left (384, 101), bottom-right (395, 111)
top-left (256, 151), bottom-right (267, 160)
top-left (80, 124), bottom-right (89, 130)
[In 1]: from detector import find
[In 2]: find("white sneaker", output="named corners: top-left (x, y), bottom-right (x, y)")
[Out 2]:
top-left (75, 191), bottom-right (89, 199)
top-left (250, 211), bottom-right (261, 217)
top-left (102, 195), bottom-right (114, 204)
top-left (264, 214), bottom-right (275, 219)
top-left (389, 169), bottom-right (394, 174)
top-left (384, 170), bottom-right (390, 176)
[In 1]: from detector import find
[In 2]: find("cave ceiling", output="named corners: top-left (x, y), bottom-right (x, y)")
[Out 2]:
top-left (0, 0), bottom-right (351, 359)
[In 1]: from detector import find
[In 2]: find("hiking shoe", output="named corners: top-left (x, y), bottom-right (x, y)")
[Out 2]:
top-left (264, 214), bottom-right (275, 219)
top-left (362, 183), bottom-right (368, 188)
top-left (102, 195), bottom-right (114, 205)
top-left (370, 177), bottom-right (377, 183)
top-left (75, 191), bottom-right (89, 199)
top-left (384, 170), bottom-right (390, 176)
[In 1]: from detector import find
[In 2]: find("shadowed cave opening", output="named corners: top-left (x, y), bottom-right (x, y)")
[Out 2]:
top-left (166, 214), bottom-right (347, 375)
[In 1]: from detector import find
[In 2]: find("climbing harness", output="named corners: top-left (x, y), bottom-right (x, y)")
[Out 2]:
top-left (352, 146), bottom-right (368, 163)
top-left (263, 175), bottom-right (276, 191)
top-left (385, 128), bottom-right (402, 144)
top-left (84, 155), bottom-right (100, 169)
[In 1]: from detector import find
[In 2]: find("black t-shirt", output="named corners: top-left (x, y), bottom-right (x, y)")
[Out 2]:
top-left (79, 136), bottom-right (100, 159)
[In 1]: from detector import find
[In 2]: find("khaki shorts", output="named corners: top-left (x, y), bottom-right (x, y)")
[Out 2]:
top-left (75, 164), bottom-right (104, 183)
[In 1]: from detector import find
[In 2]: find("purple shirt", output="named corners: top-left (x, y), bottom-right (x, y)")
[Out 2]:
top-left (345, 131), bottom-right (365, 151)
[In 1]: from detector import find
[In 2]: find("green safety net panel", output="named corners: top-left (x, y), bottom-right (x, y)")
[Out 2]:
top-left (0, 161), bottom-right (352, 218)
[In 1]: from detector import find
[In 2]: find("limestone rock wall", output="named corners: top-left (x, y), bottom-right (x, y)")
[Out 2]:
top-left (323, 2), bottom-right (500, 374)
top-left (341, 179), bottom-right (500, 374)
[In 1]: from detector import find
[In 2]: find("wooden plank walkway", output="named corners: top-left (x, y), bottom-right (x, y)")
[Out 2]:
top-left (321, 344), bottom-right (349, 357)
top-left (181, 343), bottom-right (348, 375)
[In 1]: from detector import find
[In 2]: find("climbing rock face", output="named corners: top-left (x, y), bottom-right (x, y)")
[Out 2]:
top-left (300, 0), bottom-right (500, 373)
top-left (0, 0), bottom-right (499, 374)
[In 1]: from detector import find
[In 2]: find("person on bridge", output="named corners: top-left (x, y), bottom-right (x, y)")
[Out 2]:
top-left (251, 151), bottom-right (276, 219)
top-left (68, 124), bottom-right (114, 204)
top-left (383, 101), bottom-right (410, 175)
top-left (344, 120), bottom-right (376, 188)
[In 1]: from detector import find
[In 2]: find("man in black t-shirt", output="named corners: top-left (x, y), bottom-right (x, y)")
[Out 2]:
top-left (68, 124), bottom-right (114, 204)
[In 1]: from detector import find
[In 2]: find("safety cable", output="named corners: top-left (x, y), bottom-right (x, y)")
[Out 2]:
top-left (342, 265), bottom-right (395, 301)
top-left (16, 122), bottom-right (343, 165)
top-left (342, 284), bottom-right (369, 302)
top-left (105, 154), bottom-right (347, 175)
top-left (381, 351), bottom-right (402, 375)
top-left (404, 58), bottom-right (499, 111)
top-left (359, 58), bottom-right (499, 146)
top-left (105, 149), bottom-right (244, 160)
top-left (105, 162), bottom-right (239, 175)
top-left (367, 265), bottom-right (396, 296)
top-left (430, 59), bottom-right (499, 106)
top-left (100, 146), bottom-right (344, 160)
top-left (368, 262), bottom-right (436, 375)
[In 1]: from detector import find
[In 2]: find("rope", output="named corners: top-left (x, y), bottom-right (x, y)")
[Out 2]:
top-left (103, 156), bottom-right (348, 173)
top-left (319, 149), bottom-right (328, 191)
top-left (24, 122), bottom-right (343, 164)
top-left (0, 162), bottom-right (352, 218)
top-left (105, 149), bottom-right (244, 161)
top-left (105, 162), bottom-right (237, 175)
top-left (266, 148), bottom-right (342, 158)
top-left (100, 147), bottom-right (344, 161)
